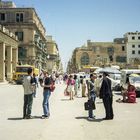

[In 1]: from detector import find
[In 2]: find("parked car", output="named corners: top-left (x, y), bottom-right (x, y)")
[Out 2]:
top-left (94, 67), bottom-right (121, 91)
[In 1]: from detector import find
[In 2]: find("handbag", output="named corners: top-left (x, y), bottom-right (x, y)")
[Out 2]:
top-left (50, 83), bottom-right (55, 92)
top-left (84, 99), bottom-right (96, 110)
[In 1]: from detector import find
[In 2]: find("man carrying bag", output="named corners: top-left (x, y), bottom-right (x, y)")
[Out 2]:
top-left (85, 74), bottom-right (96, 120)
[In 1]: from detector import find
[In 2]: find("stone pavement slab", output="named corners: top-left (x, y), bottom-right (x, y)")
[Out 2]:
top-left (0, 83), bottom-right (140, 140)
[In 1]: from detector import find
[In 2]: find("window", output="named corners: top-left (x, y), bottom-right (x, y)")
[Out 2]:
top-left (116, 56), bottom-right (126, 62)
top-left (138, 45), bottom-right (140, 48)
top-left (16, 13), bottom-right (23, 22)
top-left (138, 36), bottom-right (140, 40)
top-left (18, 47), bottom-right (27, 59)
top-left (81, 52), bottom-right (89, 65)
top-left (132, 36), bottom-right (135, 40)
top-left (15, 32), bottom-right (24, 41)
top-left (122, 46), bottom-right (125, 51)
top-left (132, 50), bottom-right (135, 54)
top-left (0, 13), bottom-right (5, 21)
top-left (138, 50), bottom-right (140, 54)
top-left (132, 45), bottom-right (135, 48)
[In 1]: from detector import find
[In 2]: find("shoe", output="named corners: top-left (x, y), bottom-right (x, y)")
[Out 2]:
top-left (41, 115), bottom-right (49, 119)
top-left (88, 117), bottom-right (94, 121)
top-left (25, 115), bottom-right (33, 119)
top-left (103, 117), bottom-right (113, 120)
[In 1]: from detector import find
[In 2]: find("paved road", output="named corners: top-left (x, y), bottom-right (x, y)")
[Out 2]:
top-left (0, 83), bottom-right (140, 140)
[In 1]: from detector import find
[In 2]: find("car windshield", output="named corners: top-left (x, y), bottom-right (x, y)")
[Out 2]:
top-left (114, 74), bottom-right (121, 80)
top-left (16, 67), bottom-right (31, 72)
top-left (129, 76), bottom-right (140, 84)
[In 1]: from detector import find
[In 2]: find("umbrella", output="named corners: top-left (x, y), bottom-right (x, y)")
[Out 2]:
top-left (94, 67), bottom-right (121, 74)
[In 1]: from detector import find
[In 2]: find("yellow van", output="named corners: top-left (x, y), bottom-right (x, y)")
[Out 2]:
top-left (13, 65), bottom-right (39, 84)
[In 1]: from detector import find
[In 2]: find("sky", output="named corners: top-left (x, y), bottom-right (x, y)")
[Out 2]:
top-left (10, 0), bottom-right (140, 69)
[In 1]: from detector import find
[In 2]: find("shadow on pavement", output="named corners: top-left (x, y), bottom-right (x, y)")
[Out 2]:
top-left (8, 116), bottom-right (42, 120)
top-left (8, 117), bottom-right (23, 120)
top-left (75, 116), bottom-right (103, 122)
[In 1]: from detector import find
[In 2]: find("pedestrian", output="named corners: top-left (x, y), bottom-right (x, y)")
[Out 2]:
top-left (81, 76), bottom-right (87, 97)
top-left (22, 68), bottom-right (35, 119)
top-left (31, 73), bottom-right (39, 98)
top-left (40, 71), bottom-right (52, 119)
top-left (74, 74), bottom-right (80, 97)
top-left (100, 72), bottom-right (114, 120)
top-left (66, 75), bottom-right (75, 100)
top-left (87, 74), bottom-right (97, 120)
top-left (94, 74), bottom-right (102, 97)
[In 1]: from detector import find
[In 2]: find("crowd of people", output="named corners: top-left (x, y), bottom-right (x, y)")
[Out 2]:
top-left (22, 68), bottom-right (136, 121)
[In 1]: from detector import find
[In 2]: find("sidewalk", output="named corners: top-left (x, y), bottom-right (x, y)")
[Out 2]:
top-left (0, 81), bottom-right (9, 85)
top-left (0, 83), bottom-right (140, 140)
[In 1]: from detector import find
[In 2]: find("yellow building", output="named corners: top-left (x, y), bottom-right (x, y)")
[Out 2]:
top-left (0, 2), bottom-right (48, 72)
top-left (0, 25), bottom-right (18, 82)
top-left (68, 39), bottom-right (127, 73)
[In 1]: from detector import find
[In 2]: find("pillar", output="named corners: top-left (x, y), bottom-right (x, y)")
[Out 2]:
top-left (12, 48), bottom-right (18, 72)
top-left (0, 42), bottom-right (5, 82)
top-left (7, 45), bottom-right (12, 81)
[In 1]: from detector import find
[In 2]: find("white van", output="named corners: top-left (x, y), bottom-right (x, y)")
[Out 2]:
top-left (121, 69), bottom-right (140, 97)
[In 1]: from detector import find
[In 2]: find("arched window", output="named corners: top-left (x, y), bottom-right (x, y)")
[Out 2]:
top-left (81, 52), bottom-right (89, 65)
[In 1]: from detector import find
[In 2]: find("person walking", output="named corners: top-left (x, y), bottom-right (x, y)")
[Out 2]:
top-left (100, 72), bottom-right (114, 120)
top-left (87, 74), bottom-right (97, 120)
top-left (40, 72), bottom-right (52, 119)
top-left (81, 76), bottom-right (87, 97)
top-left (66, 75), bottom-right (75, 100)
top-left (22, 68), bottom-right (34, 119)
top-left (74, 75), bottom-right (80, 97)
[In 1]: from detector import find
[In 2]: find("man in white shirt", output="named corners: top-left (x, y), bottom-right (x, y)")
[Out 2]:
top-left (23, 68), bottom-right (34, 119)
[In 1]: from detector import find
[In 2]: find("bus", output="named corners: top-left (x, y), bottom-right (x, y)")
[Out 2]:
top-left (13, 65), bottom-right (39, 84)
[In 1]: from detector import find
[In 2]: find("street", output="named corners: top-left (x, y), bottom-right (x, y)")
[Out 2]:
top-left (0, 83), bottom-right (140, 140)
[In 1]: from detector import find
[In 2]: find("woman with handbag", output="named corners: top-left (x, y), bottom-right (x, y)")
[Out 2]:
top-left (66, 75), bottom-right (75, 100)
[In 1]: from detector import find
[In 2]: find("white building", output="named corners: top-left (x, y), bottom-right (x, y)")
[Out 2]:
top-left (124, 31), bottom-right (140, 64)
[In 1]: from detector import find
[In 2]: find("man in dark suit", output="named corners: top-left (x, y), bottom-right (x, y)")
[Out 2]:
top-left (100, 72), bottom-right (114, 120)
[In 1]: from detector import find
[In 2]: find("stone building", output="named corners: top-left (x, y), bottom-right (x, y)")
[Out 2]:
top-left (0, 25), bottom-right (18, 82)
top-left (46, 35), bottom-right (62, 73)
top-left (124, 31), bottom-right (140, 65)
top-left (69, 39), bottom-right (127, 73)
top-left (0, 1), bottom-right (53, 72)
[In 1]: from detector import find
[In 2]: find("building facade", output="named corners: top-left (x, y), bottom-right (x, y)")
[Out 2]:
top-left (0, 1), bottom-right (61, 73)
top-left (0, 6), bottom-right (47, 71)
top-left (0, 24), bottom-right (18, 81)
top-left (124, 32), bottom-right (140, 65)
top-left (68, 39), bottom-right (127, 73)
top-left (46, 35), bottom-right (62, 73)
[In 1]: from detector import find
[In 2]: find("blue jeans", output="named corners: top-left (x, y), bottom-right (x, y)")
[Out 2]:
top-left (88, 92), bottom-right (96, 118)
top-left (43, 89), bottom-right (51, 116)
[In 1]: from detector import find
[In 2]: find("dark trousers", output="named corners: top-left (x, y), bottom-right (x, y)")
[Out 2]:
top-left (23, 94), bottom-right (33, 117)
top-left (103, 96), bottom-right (113, 119)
